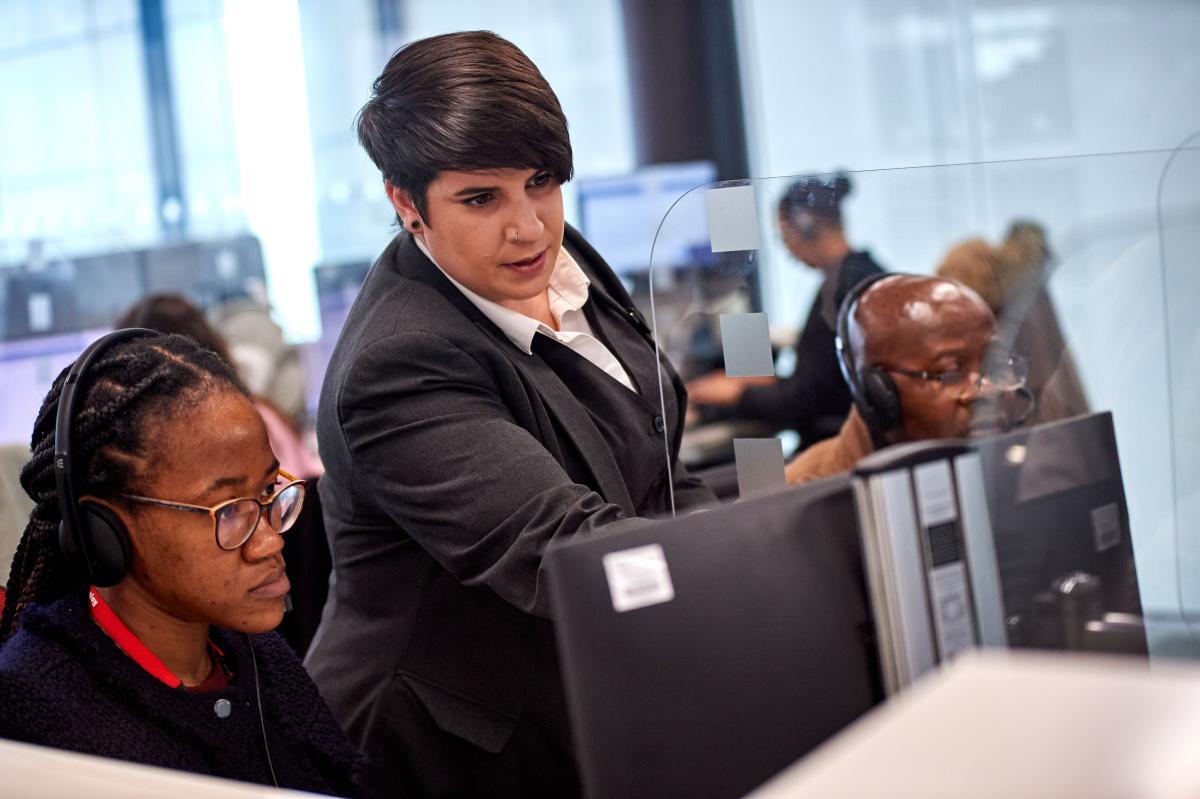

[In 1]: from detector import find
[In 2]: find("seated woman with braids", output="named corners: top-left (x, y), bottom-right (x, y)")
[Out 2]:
top-left (0, 331), bottom-right (357, 795)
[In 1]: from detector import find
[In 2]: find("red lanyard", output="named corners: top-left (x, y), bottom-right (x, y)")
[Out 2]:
top-left (88, 587), bottom-right (228, 689)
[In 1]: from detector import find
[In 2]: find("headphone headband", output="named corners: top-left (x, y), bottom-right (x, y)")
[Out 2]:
top-left (54, 328), bottom-right (158, 583)
top-left (834, 273), bottom-right (890, 394)
top-left (835, 273), bottom-right (904, 445)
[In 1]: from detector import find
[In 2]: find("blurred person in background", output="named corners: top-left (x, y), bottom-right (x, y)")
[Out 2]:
top-left (937, 221), bottom-right (1089, 427)
top-left (118, 295), bottom-right (322, 480)
top-left (0, 332), bottom-right (357, 794)
top-left (208, 296), bottom-right (311, 433)
top-left (786, 274), bottom-right (1028, 484)
top-left (0, 445), bottom-right (34, 589)
top-left (687, 174), bottom-right (886, 449)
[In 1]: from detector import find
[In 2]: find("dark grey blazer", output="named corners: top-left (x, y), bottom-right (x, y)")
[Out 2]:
top-left (305, 225), bottom-right (713, 795)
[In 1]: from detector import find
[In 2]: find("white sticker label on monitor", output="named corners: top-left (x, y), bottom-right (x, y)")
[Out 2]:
top-left (603, 544), bottom-right (675, 613)
top-left (1091, 502), bottom-right (1121, 552)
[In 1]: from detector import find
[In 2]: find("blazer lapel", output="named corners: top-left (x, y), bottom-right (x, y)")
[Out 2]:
top-left (391, 234), bottom-right (637, 516)
top-left (500, 337), bottom-right (636, 515)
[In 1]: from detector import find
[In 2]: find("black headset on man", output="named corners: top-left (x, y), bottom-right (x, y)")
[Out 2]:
top-left (834, 272), bottom-right (903, 448)
top-left (835, 272), bottom-right (1035, 448)
top-left (54, 327), bottom-right (279, 787)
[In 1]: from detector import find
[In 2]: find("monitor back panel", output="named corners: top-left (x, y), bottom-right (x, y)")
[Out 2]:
top-left (976, 411), bottom-right (1146, 652)
top-left (547, 476), bottom-right (881, 799)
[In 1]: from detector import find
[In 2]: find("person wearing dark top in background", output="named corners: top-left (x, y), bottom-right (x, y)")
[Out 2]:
top-left (0, 331), bottom-right (357, 796)
top-left (688, 174), bottom-right (885, 449)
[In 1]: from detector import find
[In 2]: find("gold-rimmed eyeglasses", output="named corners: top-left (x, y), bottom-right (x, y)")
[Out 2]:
top-left (118, 470), bottom-right (306, 551)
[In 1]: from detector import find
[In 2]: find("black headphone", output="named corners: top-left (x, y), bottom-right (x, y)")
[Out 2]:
top-left (55, 328), bottom-right (281, 783)
top-left (55, 328), bottom-right (158, 587)
top-left (835, 273), bottom-right (902, 444)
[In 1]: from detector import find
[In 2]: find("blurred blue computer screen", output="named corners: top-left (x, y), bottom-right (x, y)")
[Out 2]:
top-left (576, 161), bottom-right (717, 275)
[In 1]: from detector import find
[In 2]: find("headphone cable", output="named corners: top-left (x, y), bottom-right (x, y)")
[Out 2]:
top-left (246, 634), bottom-right (279, 788)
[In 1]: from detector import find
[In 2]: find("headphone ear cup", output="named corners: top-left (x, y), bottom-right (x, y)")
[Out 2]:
top-left (75, 501), bottom-right (132, 587)
top-left (859, 367), bottom-right (903, 435)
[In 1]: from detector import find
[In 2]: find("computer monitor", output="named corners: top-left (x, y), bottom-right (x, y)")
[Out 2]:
top-left (2, 270), bottom-right (82, 339)
top-left (576, 161), bottom-right (718, 276)
top-left (142, 235), bottom-right (267, 308)
top-left (0, 328), bottom-right (108, 446)
top-left (1, 236), bottom-right (266, 342)
top-left (974, 411), bottom-right (1147, 654)
top-left (546, 476), bottom-right (882, 799)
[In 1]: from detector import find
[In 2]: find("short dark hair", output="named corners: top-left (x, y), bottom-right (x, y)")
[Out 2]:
top-left (357, 30), bottom-right (574, 225)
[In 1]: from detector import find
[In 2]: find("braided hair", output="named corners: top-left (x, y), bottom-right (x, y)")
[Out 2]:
top-left (0, 332), bottom-right (249, 644)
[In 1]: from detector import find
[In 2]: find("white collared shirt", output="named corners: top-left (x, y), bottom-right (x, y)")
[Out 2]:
top-left (414, 236), bottom-right (635, 392)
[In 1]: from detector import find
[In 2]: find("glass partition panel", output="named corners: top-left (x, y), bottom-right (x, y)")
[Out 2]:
top-left (646, 149), bottom-right (1200, 661)
top-left (1159, 135), bottom-right (1200, 651)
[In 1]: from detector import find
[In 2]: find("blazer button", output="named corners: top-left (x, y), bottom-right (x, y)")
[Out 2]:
top-left (652, 415), bottom-right (666, 433)
top-left (213, 698), bottom-right (232, 718)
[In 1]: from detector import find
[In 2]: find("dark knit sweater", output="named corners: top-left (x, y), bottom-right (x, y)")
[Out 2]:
top-left (0, 591), bottom-right (359, 797)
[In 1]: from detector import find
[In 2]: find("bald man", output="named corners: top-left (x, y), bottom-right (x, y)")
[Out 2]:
top-left (785, 274), bottom-right (1022, 484)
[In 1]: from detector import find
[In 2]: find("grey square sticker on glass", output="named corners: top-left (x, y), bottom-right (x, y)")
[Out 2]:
top-left (720, 312), bottom-right (775, 378)
top-left (705, 185), bottom-right (760, 252)
top-left (733, 438), bottom-right (786, 499)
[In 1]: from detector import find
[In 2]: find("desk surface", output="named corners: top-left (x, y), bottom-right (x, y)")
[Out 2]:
top-left (0, 737), bottom-right (336, 799)
top-left (748, 650), bottom-right (1200, 799)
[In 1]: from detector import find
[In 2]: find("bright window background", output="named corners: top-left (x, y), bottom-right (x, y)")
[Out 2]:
top-left (736, 0), bottom-right (1200, 326)
top-left (0, 0), bottom-right (635, 444)
top-left (0, 0), bottom-right (152, 262)
top-left (0, 0), bottom-right (634, 341)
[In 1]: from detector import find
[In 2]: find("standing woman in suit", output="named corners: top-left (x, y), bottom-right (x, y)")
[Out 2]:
top-left (0, 331), bottom-right (357, 795)
top-left (305, 30), bottom-right (715, 799)
top-left (687, 174), bottom-right (886, 448)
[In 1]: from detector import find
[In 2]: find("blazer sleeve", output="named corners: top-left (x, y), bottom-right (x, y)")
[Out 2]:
top-left (669, 459), bottom-right (718, 512)
top-left (336, 330), bottom-right (642, 618)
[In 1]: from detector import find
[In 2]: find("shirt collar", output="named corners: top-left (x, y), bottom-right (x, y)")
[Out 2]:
top-left (413, 234), bottom-right (591, 354)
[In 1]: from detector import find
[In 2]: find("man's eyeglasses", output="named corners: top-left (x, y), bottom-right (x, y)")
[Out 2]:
top-left (118, 470), bottom-right (306, 551)
top-left (881, 354), bottom-right (1029, 392)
